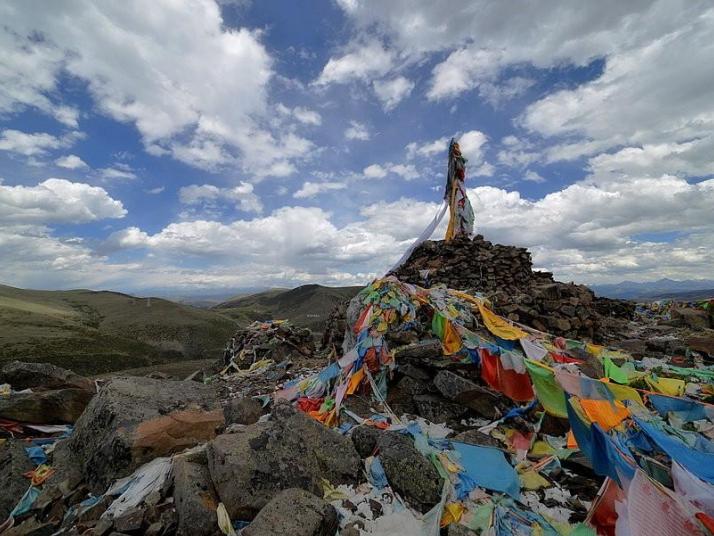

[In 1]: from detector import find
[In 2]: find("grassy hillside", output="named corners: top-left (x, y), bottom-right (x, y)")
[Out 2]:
top-left (0, 284), bottom-right (236, 375)
top-left (214, 284), bottom-right (362, 333)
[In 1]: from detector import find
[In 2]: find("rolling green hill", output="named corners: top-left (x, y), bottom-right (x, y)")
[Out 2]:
top-left (214, 284), bottom-right (362, 333)
top-left (0, 284), bottom-right (237, 375)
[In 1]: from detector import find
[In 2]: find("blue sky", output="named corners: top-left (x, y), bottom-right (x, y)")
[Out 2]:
top-left (1, 0), bottom-right (713, 293)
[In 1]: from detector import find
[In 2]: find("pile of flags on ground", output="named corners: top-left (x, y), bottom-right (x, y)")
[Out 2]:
top-left (276, 276), bottom-right (714, 534)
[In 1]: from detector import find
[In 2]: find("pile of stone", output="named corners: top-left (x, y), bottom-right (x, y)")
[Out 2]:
top-left (0, 356), bottom-right (597, 536)
top-left (320, 302), bottom-right (349, 353)
top-left (224, 320), bottom-right (315, 368)
top-left (0, 360), bottom-right (95, 425)
top-left (391, 235), bottom-right (635, 341)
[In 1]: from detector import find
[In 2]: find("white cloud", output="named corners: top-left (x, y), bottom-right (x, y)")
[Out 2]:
top-left (55, 154), bottom-right (88, 169)
top-left (336, 1), bottom-right (701, 102)
top-left (345, 121), bottom-right (370, 141)
top-left (406, 137), bottom-right (449, 159)
top-left (473, 162), bottom-right (495, 177)
top-left (458, 130), bottom-right (488, 163)
top-left (0, 129), bottom-right (65, 156)
top-left (0, 178), bottom-right (126, 224)
top-left (277, 104), bottom-right (322, 126)
top-left (388, 163), bottom-right (419, 180)
top-left (372, 76), bottom-right (414, 111)
top-left (406, 131), bottom-right (486, 164)
top-left (179, 182), bottom-right (263, 214)
top-left (363, 164), bottom-right (387, 179)
top-left (316, 40), bottom-right (394, 85)
top-left (588, 137), bottom-right (714, 179)
top-left (0, 1), bottom-right (313, 176)
top-left (11, 170), bottom-right (714, 290)
top-left (523, 170), bottom-right (545, 183)
top-left (292, 107), bottom-right (322, 126)
top-left (364, 162), bottom-right (419, 180)
top-left (99, 164), bottom-right (137, 181)
top-left (293, 181), bottom-right (347, 199)
top-left (145, 186), bottom-right (165, 195)
top-left (520, 6), bottom-right (714, 170)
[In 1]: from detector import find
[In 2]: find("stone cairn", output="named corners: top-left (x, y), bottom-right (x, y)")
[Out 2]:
top-left (322, 235), bottom-right (634, 354)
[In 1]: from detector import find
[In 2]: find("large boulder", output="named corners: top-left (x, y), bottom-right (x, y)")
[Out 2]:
top-left (0, 361), bottom-right (94, 392)
top-left (53, 376), bottom-right (223, 492)
top-left (207, 403), bottom-right (360, 520)
top-left (243, 489), bottom-right (338, 536)
top-left (686, 333), bottom-right (714, 357)
top-left (672, 308), bottom-right (710, 330)
top-left (0, 388), bottom-right (93, 424)
top-left (223, 397), bottom-right (262, 426)
top-left (377, 432), bottom-right (442, 512)
top-left (350, 426), bottom-right (384, 458)
top-left (0, 439), bottom-right (35, 520)
top-left (413, 394), bottom-right (468, 424)
top-left (173, 458), bottom-right (220, 536)
top-left (433, 370), bottom-right (502, 418)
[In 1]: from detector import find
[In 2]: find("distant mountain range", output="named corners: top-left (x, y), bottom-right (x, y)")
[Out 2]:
top-left (591, 278), bottom-right (714, 300)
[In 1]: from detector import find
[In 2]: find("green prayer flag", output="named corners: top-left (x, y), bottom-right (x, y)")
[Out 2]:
top-left (431, 312), bottom-right (446, 340)
top-left (603, 356), bottom-right (630, 384)
top-left (524, 359), bottom-right (568, 418)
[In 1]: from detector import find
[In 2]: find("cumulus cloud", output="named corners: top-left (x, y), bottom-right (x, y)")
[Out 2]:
top-left (363, 163), bottom-right (418, 180)
top-left (0, 178), bottom-right (126, 224)
top-left (406, 137), bottom-right (450, 159)
top-left (345, 121), bottom-right (370, 141)
top-left (276, 104), bottom-right (322, 125)
top-left (523, 170), bottom-right (545, 183)
top-left (363, 164), bottom-right (387, 179)
top-left (99, 164), bottom-right (137, 181)
top-left (0, 129), bottom-right (67, 156)
top-left (0, 1), bottom-right (312, 176)
top-left (372, 76), bottom-right (414, 111)
top-left (316, 40), bottom-right (394, 85)
top-left (497, 136), bottom-right (539, 169)
top-left (55, 154), bottom-right (88, 169)
top-left (335, 1), bottom-right (700, 97)
top-left (179, 182), bottom-right (263, 214)
top-left (293, 181), bottom-right (347, 199)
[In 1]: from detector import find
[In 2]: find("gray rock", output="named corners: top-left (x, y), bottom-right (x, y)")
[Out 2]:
top-left (433, 370), bottom-right (501, 418)
top-left (0, 361), bottom-right (94, 392)
top-left (397, 364), bottom-right (431, 382)
top-left (448, 523), bottom-right (476, 535)
top-left (350, 426), bottom-right (384, 458)
top-left (452, 429), bottom-right (502, 449)
top-left (243, 488), bottom-right (338, 536)
top-left (616, 339), bottom-right (647, 356)
top-left (392, 340), bottom-right (443, 362)
top-left (113, 507), bottom-right (144, 533)
top-left (52, 376), bottom-right (222, 492)
top-left (396, 375), bottom-right (429, 396)
top-left (0, 388), bottom-right (93, 424)
top-left (377, 432), bottom-right (442, 512)
top-left (223, 397), bottom-right (262, 426)
top-left (2, 516), bottom-right (57, 535)
top-left (687, 334), bottom-right (714, 356)
top-left (0, 439), bottom-right (35, 520)
top-left (207, 403), bottom-right (360, 520)
top-left (672, 308), bottom-right (710, 330)
top-left (173, 458), bottom-right (220, 536)
top-left (413, 394), bottom-right (469, 424)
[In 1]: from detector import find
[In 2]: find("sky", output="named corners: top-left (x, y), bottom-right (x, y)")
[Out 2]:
top-left (1, 0), bottom-right (714, 294)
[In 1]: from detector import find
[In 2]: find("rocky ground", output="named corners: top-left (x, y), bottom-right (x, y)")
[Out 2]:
top-left (1, 235), bottom-right (712, 535)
